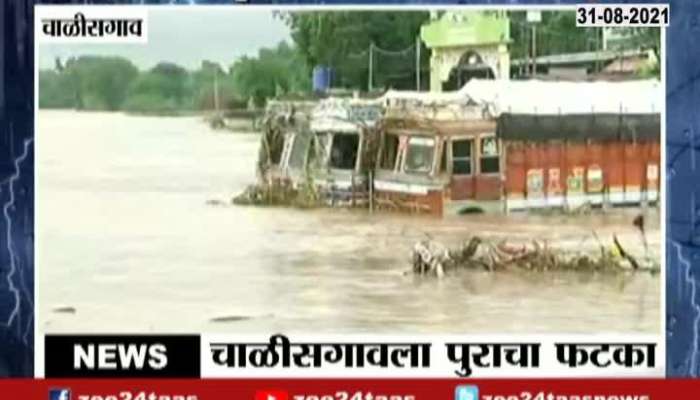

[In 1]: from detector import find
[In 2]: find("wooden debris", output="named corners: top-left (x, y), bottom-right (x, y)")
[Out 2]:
top-left (51, 306), bottom-right (77, 314)
top-left (232, 179), bottom-right (321, 208)
top-left (634, 213), bottom-right (650, 256)
top-left (209, 315), bottom-right (253, 323)
top-left (209, 313), bottom-right (274, 323)
top-left (412, 234), bottom-right (659, 277)
top-left (613, 235), bottom-right (640, 270)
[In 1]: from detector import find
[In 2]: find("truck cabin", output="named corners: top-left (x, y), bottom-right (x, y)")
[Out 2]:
top-left (373, 92), bottom-right (501, 216)
top-left (281, 129), bottom-right (309, 170)
top-left (308, 99), bottom-right (383, 203)
top-left (257, 101), bottom-right (316, 185)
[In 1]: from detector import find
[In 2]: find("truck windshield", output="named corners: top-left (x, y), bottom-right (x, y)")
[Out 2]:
top-left (404, 136), bottom-right (435, 174)
top-left (329, 133), bottom-right (359, 170)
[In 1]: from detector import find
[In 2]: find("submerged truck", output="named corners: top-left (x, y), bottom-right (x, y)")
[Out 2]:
top-left (250, 97), bottom-right (382, 207)
top-left (243, 79), bottom-right (660, 216)
top-left (373, 89), bottom-right (500, 215)
top-left (372, 79), bottom-right (661, 216)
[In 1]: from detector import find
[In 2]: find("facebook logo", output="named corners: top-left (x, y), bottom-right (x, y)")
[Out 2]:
top-left (455, 385), bottom-right (479, 400)
top-left (49, 388), bottom-right (71, 400)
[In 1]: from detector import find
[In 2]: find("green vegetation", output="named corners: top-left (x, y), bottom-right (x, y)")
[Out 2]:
top-left (280, 11), bottom-right (431, 89)
top-left (231, 42), bottom-right (310, 106)
top-left (39, 11), bottom-right (660, 113)
top-left (509, 11), bottom-right (602, 60)
top-left (40, 56), bottom-right (138, 111)
top-left (40, 55), bottom-right (248, 114)
top-left (39, 69), bottom-right (76, 109)
top-left (39, 42), bottom-right (311, 113)
top-left (123, 62), bottom-right (190, 113)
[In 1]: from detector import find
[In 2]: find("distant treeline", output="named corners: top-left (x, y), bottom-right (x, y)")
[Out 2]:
top-left (39, 11), bottom-right (659, 113)
top-left (39, 11), bottom-right (433, 113)
top-left (39, 41), bottom-right (311, 113)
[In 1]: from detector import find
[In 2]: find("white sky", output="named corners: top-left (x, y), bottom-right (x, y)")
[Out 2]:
top-left (38, 9), bottom-right (292, 71)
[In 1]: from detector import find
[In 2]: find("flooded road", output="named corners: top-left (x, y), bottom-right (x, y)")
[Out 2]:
top-left (37, 111), bottom-right (660, 335)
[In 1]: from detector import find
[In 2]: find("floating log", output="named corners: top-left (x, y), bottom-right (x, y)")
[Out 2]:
top-left (51, 306), bottom-right (77, 314)
top-left (613, 234), bottom-right (640, 270)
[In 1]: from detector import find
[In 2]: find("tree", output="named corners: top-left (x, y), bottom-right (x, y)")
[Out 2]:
top-left (613, 27), bottom-right (661, 58)
top-left (149, 62), bottom-right (190, 104)
top-left (63, 56), bottom-right (139, 110)
top-left (280, 11), bottom-right (430, 90)
top-left (230, 41), bottom-right (310, 106)
top-left (509, 11), bottom-right (602, 61)
top-left (38, 69), bottom-right (75, 109)
top-left (509, 12), bottom-right (659, 71)
top-left (123, 62), bottom-right (191, 113)
top-left (190, 60), bottom-right (242, 110)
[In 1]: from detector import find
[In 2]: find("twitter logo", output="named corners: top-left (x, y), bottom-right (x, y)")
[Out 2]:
top-left (455, 385), bottom-right (479, 400)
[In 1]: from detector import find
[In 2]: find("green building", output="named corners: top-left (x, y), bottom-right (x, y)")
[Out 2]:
top-left (420, 11), bottom-right (511, 92)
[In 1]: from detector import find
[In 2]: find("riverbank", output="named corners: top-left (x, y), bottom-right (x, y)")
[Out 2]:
top-left (39, 107), bottom-right (204, 117)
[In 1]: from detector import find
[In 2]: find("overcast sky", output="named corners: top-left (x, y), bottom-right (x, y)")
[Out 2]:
top-left (38, 9), bottom-right (292, 71)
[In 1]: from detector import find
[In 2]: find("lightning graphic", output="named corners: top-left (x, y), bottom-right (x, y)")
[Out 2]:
top-left (673, 240), bottom-right (700, 376)
top-left (1, 138), bottom-right (33, 336)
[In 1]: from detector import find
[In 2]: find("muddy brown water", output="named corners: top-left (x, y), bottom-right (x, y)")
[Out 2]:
top-left (37, 111), bottom-right (660, 334)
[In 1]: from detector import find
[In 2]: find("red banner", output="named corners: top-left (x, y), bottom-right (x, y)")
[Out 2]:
top-left (0, 379), bottom-right (698, 400)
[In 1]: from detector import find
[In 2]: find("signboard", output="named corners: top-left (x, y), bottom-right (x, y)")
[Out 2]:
top-left (527, 168), bottom-right (544, 197)
top-left (547, 168), bottom-right (562, 195)
top-left (526, 10), bottom-right (542, 23)
top-left (587, 165), bottom-right (604, 193)
top-left (647, 164), bottom-right (659, 182)
top-left (567, 167), bottom-right (585, 193)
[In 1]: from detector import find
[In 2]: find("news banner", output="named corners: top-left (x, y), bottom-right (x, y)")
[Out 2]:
top-left (34, 334), bottom-right (667, 400)
top-left (1, 0), bottom-right (697, 399)
top-left (40, 335), bottom-right (658, 378)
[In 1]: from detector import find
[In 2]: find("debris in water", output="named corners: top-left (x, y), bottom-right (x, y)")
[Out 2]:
top-left (205, 198), bottom-right (230, 207)
top-left (411, 234), bottom-right (659, 277)
top-left (210, 316), bottom-right (251, 323)
top-left (232, 179), bottom-right (321, 209)
top-left (613, 235), bottom-right (640, 270)
top-left (633, 213), bottom-right (649, 256)
top-left (209, 313), bottom-right (274, 323)
top-left (52, 306), bottom-right (77, 314)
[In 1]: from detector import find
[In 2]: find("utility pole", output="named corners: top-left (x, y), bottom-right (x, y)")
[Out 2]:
top-left (531, 24), bottom-right (537, 76)
top-left (416, 35), bottom-right (421, 91)
top-left (526, 10), bottom-right (541, 77)
top-left (213, 67), bottom-right (220, 113)
top-left (368, 42), bottom-right (374, 93)
top-left (595, 27), bottom-right (602, 74)
top-left (602, 27), bottom-right (608, 51)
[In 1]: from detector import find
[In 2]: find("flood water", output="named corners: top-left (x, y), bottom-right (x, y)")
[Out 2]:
top-left (37, 111), bottom-right (661, 335)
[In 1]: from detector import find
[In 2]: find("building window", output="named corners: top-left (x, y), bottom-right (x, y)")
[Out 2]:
top-left (404, 136), bottom-right (435, 174)
top-left (479, 136), bottom-right (500, 174)
top-left (452, 138), bottom-right (473, 175)
top-left (380, 134), bottom-right (400, 170)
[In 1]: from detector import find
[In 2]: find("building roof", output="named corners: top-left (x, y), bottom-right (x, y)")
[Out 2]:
top-left (511, 49), bottom-right (650, 68)
top-left (380, 78), bottom-right (660, 114)
top-left (460, 78), bottom-right (661, 115)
